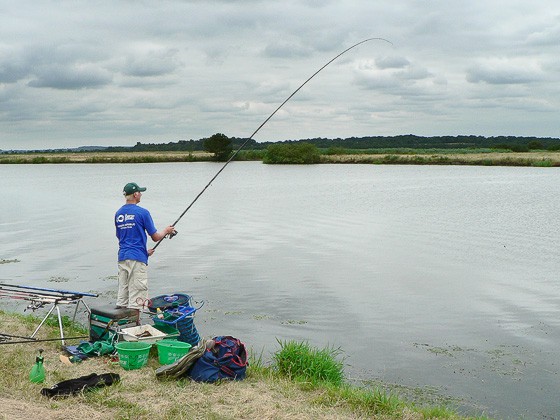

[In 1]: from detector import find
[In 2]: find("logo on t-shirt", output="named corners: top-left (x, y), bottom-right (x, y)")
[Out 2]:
top-left (116, 214), bottom-right (136, 229)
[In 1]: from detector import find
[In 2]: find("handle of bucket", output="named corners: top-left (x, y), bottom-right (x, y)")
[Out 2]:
top-left (193, 300), bottom-right (204, 311)
top-left (174, 300), bottom-right (204, 316)
top-left (153, 312), bottom-right (188, 324)
top-left (152, 300), bottom-right (204, 324)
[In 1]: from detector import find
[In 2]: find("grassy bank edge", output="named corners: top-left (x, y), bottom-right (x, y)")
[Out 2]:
top-left (2, 149), bottom-right (560, 166)
top-left (0, 310), bottom-right (491, 419)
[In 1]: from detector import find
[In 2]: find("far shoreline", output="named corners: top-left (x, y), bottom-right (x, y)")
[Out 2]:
top-left (2, 149), bottom-right (560, 167)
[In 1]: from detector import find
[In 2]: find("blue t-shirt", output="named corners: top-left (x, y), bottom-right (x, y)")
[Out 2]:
top-left (115, 204), bottom-right (157, 264)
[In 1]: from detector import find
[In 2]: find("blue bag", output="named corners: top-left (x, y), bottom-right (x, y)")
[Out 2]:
top-left (188, 336), bottom-right (248, 382)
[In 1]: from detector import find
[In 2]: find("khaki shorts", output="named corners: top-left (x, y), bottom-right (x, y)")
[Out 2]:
top-left (116, 260), bottom-right (148, 310)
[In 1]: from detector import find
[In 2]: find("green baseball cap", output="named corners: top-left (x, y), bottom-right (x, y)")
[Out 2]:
top-left (123, 182), bottom-right (147, 195)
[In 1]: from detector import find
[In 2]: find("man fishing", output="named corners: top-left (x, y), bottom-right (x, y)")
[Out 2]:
top-left (115, 182), bottom-right (176, 322)
top-left (112, 39), bottom-right (388, 322)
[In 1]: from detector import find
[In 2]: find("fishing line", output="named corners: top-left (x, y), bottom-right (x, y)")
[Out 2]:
top-left (153, 37), bottom-right (392, 250)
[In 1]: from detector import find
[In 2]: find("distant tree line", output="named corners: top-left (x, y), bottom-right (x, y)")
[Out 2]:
top-left (111, 135), bottom-right (560, 153)
top-left (4, 134), bottom-right (560, 154)
top-left (268, 135), bottom-right (560, 151)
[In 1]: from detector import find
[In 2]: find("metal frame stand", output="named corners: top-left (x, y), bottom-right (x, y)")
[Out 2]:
top-left (30, 299), bottom-right (92, 346)
top-left (0, 283), bottom-right (98, 346)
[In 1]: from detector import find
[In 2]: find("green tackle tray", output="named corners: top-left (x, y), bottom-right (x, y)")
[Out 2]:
top-left (89, 304), bottom-right (138, 342)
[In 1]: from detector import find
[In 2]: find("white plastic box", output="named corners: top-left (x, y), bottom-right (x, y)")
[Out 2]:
top-left (119, 324), bottom-right (167, 344)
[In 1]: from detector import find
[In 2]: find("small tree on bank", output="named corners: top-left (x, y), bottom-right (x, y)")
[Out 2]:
top-left (203, 133), bottom-right (232, 161)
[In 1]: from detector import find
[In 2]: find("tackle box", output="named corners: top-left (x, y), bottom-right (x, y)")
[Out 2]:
top-left (89, 304), bottom-right (138, 342)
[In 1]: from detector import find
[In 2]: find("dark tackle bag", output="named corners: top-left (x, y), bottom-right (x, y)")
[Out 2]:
top-left (41, 373), bottom-right (120, 397)
top-left (188, 336), bottom-right (248, 382)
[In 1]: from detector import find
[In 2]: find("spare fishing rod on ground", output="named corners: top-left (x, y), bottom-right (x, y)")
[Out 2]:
top-left (153, 37), bottom-right (392, 250)
top-left (0, 334), bottom-right (90, 345)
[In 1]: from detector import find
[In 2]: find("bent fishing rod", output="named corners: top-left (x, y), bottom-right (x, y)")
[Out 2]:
top-left (153, 37), bottom-right (392, 250)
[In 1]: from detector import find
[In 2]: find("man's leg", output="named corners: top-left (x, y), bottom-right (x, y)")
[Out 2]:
top-left (127, 261), bottom-right (148, 325)
top-left (116, 261), bottom-right (131, 308)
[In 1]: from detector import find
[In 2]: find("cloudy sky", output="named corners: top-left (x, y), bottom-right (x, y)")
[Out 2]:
top-left (1, 1), bottom-right (559, 150)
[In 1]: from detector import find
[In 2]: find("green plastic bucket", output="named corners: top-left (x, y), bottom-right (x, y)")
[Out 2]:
top-left (115, 341), bottom-right (151, 370)
top-left (156, 339), bottom-right (192, 365)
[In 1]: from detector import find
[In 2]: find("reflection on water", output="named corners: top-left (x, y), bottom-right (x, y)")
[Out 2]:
top-left (1, 162), bottom-right (559, 418)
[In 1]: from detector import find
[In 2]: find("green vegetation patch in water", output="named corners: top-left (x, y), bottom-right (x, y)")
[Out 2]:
top-left (0, 258), bottom-right (20, 264)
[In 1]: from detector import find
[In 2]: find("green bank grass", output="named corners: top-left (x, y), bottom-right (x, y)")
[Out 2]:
top-left (273, 339), bottom-right (344, 386)
top-left (0, 310), bottom-right (491, 419)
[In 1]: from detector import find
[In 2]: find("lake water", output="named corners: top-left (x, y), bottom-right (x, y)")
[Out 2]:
top-left (1, 162), bottom-right (559, 419)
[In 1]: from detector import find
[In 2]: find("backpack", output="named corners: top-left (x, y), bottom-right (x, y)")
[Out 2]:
top-left (188, 336), bottom-right (248, 382)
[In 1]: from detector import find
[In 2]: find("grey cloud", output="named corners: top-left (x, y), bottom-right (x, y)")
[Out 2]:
top-left (375, 56), bottom-right (410, 69)
top-left (199, 99), bottom-right (238, 113)
top-left (395, 65), bottom-right (431, 80)
top-left (0, 47), bottom-right (36, 83)
top-left (28, 65), bottom-right (112, 90)
top-left (351, 64), bottom-right (448, 112)
top-left (263, 42), bottom-right (313, 58)
top-left (353, 72), bottom-right (401, 90)
top-left (541, 59), bottom-right (560, 73)
top-left (253, 80), bottom-right (291, 97)
top-left (525, 20), bottom-right (560, 46)
top-left (0, 42), bottom-right (112, 88)
top-left (203, 47), bottom-right (230, 66)
top-left (122, 49), bottom-right (181, 77)
top-left (0, 62), bottom-right (28, 83)
top-left (353, 56), bottom-right (434, 91)
top-left (466, 65), bottom-right (540, 85)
